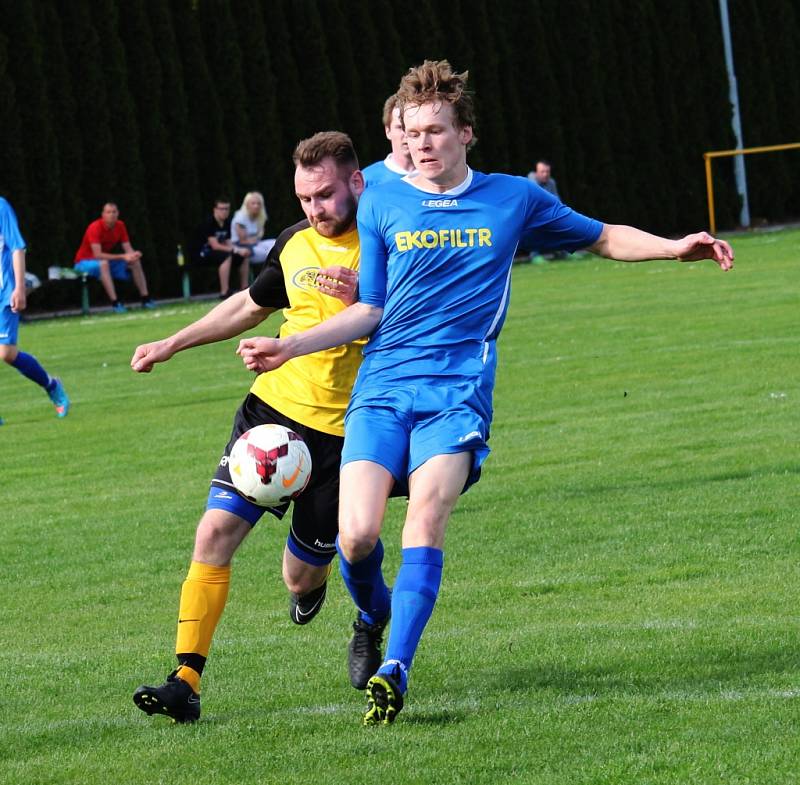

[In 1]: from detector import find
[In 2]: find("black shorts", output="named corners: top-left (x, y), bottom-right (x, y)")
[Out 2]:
top-left (197, 246), bottom-right (245, 267)
top-left (208, 394), bottom-right (343, 565)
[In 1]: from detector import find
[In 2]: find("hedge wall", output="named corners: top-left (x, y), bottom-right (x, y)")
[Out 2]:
top-left (1, 0), bottom-right (798, 296)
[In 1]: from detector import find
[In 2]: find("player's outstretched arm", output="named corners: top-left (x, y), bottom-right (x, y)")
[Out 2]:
top-left (131, 290), bottom-right (273, 373)
top-left (588, 224), bottom-right (734, 270)
top-left (237, 301), bottom-right (382, 373)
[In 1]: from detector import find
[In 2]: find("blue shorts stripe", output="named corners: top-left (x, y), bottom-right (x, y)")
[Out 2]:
top-left (206, 484), bottom-right (267, 526)
top-left (286, 535), bottom-right (335, 566)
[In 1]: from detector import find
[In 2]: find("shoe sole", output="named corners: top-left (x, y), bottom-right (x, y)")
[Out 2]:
top-left (133, 687), bottom-right (199, 723)
top-left (363, 674), bottom-right (404, 726)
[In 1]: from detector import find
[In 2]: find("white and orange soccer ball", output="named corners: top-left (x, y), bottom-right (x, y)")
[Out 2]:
top-left (228, 424), bottom-right (312, 506)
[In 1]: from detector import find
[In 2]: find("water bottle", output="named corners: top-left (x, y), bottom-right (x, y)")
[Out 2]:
top-left (176, 243), bottom-right (185, 267)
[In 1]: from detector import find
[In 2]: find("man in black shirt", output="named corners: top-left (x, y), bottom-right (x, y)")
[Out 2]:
top-left (191, 198), bottom-right (250, 298)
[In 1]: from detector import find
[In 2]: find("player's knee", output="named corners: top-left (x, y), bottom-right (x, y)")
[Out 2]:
top-left (0, 345), bottom-right (16, 363)
top-left (282, 568), bottom-right (318, 596)
top-left (193, 514), bottom-right (242, 563)
top-left (336, 527), bottom-right (378, 562)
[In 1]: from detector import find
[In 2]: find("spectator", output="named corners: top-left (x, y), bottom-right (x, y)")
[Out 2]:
top-left (526, 160), bottom-right (566, 260)
top-left (0, 196), bottom-right (70, 420)
top-left (527, 158), bottom-right (560, 199)
top-left (191, 198), bottom-right (249, 299)
top-left (74, 202), bottom-right (155, 313)
top-left (362, 94), bottom-right (417, 187)
top-left (230, 191), bottom-right (274, 265)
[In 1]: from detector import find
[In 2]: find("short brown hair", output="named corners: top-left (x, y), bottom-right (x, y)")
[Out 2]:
top-left (292, 131), bottom-right (359, 172)
top-left (381, 94), bottom-right (398, 128)
top-left (395, 59), bottom-right (477, 146)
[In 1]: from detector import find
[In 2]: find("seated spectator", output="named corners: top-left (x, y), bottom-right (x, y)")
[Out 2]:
top-left (230, 191), bottom-right (275, 264)
top-left (527, 159), bottom-right (560, 199)
top-left (74, 202), bottom-right (155, 313)
top-left (191, 198), bottom-right (249, 298)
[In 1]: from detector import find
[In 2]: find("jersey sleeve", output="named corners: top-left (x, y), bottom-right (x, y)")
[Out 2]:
top-left (521, 181), bottom-right (603, 252)
top-left (0, 199), bottom-right (25, 251)
top-left (355, 190), bottom-right (388, 308)
top-left (247, 222), bottom-right (298, 309)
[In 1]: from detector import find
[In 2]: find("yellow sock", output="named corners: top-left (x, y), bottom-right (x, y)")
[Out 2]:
top-left (175, 664), bottom-right (202, 694)
top-left (175, 561), bottom-right (231, 692)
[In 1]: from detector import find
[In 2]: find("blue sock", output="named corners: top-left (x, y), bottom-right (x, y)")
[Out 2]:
top-left (11, 352), bottom-right (52, 390)
top-left (336, 536), bottom-right (391, 625)
top-left (379, 546), bottom-right (444, 693)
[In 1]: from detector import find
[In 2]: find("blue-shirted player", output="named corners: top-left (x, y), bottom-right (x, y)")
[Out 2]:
top-left (361, 94), bottom-right (416, 188)
top-left (0, 197), bottom-right (69, 423)
top-left (237, 60), bottom-right (734, 725)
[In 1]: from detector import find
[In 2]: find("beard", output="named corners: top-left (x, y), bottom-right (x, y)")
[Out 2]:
top-left (310, 194), bottom-right (357, 238)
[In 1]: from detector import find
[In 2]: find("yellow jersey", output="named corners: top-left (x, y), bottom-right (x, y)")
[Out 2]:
top-left (248, 219), bottom-right (363, 436)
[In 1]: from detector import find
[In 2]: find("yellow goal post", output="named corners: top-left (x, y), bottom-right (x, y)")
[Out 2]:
top-left (703, 142), bottom-right (800, 234)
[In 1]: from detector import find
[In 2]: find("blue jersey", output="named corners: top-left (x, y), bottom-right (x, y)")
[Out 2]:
top-left (354, 169), bottom-right (602, 402)
top-left (362, 155), bottom-right (414, 188)
top-left (0, 198), bottom-right (26, 306)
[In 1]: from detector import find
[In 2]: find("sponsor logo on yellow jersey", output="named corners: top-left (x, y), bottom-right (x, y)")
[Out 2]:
top-left (291, 267), bottom-right (319, 291)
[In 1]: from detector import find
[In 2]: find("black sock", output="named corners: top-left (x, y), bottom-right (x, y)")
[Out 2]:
top-left (177, 652), bottom-right (206, 676)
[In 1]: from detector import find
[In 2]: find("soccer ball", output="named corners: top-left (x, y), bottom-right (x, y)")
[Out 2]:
top-left (228, 424), bottom-right (312, 506)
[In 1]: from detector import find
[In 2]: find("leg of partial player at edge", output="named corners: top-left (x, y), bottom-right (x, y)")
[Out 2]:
top-left (1, 345), bottom-right (70, 417)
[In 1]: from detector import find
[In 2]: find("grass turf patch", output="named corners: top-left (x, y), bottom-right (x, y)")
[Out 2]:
top-left (1, 230), bottom-right (798, 784)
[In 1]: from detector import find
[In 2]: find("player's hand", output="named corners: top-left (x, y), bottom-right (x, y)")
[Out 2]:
top-left (315, 265), bottom-right (359, 305)
top-left (236, 337), bottom-right (291, 372)
top-left (675, 232), bottom-right (734, 270)
top-left (10, 287), bottom-right (26, 313)
top-left (131, 340), bottom-right (174, 373)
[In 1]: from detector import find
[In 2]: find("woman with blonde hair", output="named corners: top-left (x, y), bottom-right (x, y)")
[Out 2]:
top-left (231, 191), bottom-right (275, 264)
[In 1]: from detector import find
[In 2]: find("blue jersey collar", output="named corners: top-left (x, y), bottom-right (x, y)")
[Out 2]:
top-left (403, 167), bottom-right (473, 195)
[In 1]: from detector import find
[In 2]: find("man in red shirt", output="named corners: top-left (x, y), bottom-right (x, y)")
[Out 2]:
top-left (74, 202), bottom-right (155, 313)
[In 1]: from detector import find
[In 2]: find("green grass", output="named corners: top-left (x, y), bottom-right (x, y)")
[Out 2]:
top-left (1, 229), bottom-right (798, 784)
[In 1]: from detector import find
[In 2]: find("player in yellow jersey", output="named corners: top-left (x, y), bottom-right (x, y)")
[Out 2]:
top-left (130, 132), bottom-right (366, 723)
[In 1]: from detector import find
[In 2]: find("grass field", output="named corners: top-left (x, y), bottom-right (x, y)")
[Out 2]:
top-left (1, 229), bottom-right (798, 784)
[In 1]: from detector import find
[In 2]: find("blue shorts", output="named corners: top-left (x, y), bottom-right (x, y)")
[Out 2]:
top-left (74, 259), bottom-right (132, 281)
top-left (0, 305), bottom-right (20, 345)
top-left (341, 383), bottom-right (490, 493)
